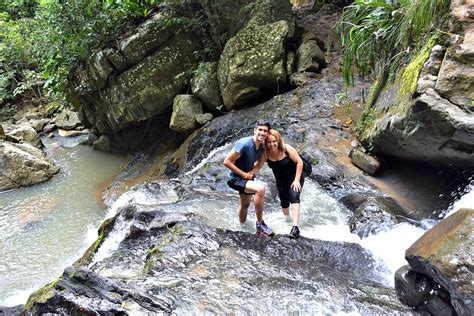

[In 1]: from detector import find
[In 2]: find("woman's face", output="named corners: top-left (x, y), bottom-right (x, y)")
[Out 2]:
top-left (266, 135), bottom-right (279, 152)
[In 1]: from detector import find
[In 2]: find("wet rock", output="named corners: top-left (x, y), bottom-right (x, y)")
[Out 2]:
top-left (344, 194), bottom-right (403, 238)
top-left (6, 124), bottom-right (42, 148)
top-left (405, 208), bottom-right (474, 315)
top-left (395, 265), bottom-right (433, 307)
top-left (0, 140), bottom-right (59, 191)
top-left (58, 129), bottom-right (87, 137)
top-left (191, 62), bottom-right (224, 113)
top-left (0, 124), bottom-right (4, 139)
top-left (55, 109), bottom-right (81, 131)
top-left (0, 304), bottom-right (23, 316)
top-left (349, 147), bottom-right (380, 175)
top-left (289, 71), bottom-right (318, 86)
top-left (170, 95), bottom-right (203, 133)
top-left (93, 134), bottom-right (112, 152)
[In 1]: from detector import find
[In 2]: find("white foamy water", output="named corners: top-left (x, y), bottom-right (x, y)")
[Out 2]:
top-left (445, 181), bottom-right (474, 218)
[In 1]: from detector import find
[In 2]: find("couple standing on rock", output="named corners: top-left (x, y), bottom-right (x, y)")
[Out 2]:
top-left (223, 120), bottom-right (306, 238)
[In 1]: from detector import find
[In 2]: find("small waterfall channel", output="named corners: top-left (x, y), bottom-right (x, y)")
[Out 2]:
top-left (97, 144), bottom-right (474, 297)
top-left (0, 134), bottom-right (124, 306)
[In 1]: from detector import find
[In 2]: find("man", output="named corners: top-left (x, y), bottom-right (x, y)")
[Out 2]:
top-left (223, 119), bottom-right (274, 236)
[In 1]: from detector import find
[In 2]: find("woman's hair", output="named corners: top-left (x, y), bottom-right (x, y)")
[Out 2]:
top-left (266, 129), bottom-right (285, 153)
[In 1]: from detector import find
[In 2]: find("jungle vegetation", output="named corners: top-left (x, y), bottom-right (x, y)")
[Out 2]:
top-left (0, 0), bottom-right (182, 117)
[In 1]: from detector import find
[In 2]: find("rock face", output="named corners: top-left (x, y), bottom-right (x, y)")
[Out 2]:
top-left (218, 0), bottom-right (294, 110)
top-left (0, 140), bottom-right (59, 191)
top-left (403, 208), bottom-right (473, 315)
top-left (67, 9), bottom-right (202, 136)
top-left (359, 2), bottom-right (474, 168)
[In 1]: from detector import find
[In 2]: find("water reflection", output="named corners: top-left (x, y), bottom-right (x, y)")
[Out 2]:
top-left (0, 137), bottom-right (124, 306)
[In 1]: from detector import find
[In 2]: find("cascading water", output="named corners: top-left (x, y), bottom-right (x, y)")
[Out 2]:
top-left (99, 145), bottom-right (473, 291)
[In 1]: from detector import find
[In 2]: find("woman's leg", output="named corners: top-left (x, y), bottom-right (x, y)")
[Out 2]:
top-left (290, 203), bottom-right (300, 226)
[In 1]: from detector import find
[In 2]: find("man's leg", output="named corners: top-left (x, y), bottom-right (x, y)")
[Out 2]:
top-left (243, 180), bottom-right (265, 223)
top-left (238, 193), bottom-right (251, 224)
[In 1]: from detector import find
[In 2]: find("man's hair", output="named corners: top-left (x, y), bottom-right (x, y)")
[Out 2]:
top-left (255, 119), bottom-right (271, 130)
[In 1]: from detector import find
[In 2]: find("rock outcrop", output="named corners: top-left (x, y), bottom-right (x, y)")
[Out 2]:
top-left (358, 2), bottom-right (474, 168)
top-left (0, 140), bottom-right (59, 191)
top-left (395, 208), bottom-right (473, 315)
top-left (67, 8), bottom-right (202, 146)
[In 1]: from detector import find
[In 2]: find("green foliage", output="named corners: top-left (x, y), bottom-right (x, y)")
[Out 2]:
top-left (338, 0), bottom-right (450, 87)
top-left (1, 0), bottom-right (163, 100)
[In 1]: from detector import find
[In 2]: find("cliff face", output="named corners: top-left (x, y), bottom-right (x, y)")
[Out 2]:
top-left (359, 2), bottom-right (474, 168)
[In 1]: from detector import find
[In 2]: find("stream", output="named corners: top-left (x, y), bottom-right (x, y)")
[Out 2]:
top-left (0, 135), bottom-right (124, 306)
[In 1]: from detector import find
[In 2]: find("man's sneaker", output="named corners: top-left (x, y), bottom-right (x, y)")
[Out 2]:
top-left (289, 226), bottom-right (300, 239)
top-left (256, 221), bottom-right (274, 237)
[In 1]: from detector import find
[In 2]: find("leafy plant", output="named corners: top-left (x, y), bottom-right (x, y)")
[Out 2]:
top-left (338, 0), bottom-right (450, 88)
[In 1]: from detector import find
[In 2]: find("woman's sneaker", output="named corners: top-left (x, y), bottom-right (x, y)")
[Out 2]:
top-left (289, 226), bottom-right (300, 239)
top-left (256, 221), bottom-right (274, 237)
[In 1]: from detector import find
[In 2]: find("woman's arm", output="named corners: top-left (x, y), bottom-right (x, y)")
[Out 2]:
top-left (285, 144), bottom-right (303, 192)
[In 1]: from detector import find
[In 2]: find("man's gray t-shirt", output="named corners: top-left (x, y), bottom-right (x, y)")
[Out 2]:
top-left (228, 136), bottom-right (263, 180)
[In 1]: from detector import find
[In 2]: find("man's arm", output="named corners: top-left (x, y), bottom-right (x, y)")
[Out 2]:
top-left (249, 150), bottom-right (266, 176)
top-left (223, 149), bottom-right (253, 179)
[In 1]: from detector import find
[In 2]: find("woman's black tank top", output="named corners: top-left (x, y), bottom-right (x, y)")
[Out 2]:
top-left (267, 152), bottom-right (296, 183)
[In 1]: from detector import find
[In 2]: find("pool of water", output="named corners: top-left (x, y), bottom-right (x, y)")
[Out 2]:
top-left (0, 136), bottom-right (125, 306)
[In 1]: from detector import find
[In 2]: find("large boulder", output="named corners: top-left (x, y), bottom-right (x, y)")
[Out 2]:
top-left (218, 0), bottom-right (295, 110)
top-left (405, 208), bottom-right (474, 315)
top-left (191, 62), bottom-right (224, 113)
top-left (6, 124), bottom-right (42, 148)
top-left (358, 2), bottom-right (474, 168)
top-left (67, 9), bottom-right (202, 136)
top-left (0, 140), bottom-right (59, 191)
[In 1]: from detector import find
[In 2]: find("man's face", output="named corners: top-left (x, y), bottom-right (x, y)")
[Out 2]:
top-left (254, 125), bottom-right (269, 143)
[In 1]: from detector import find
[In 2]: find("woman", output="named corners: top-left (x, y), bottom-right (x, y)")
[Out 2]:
top-left (255, 129), bottom-right (305, 238)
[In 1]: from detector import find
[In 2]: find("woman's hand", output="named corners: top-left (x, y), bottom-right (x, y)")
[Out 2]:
top-left (291, 180), bottom-right (301, 192)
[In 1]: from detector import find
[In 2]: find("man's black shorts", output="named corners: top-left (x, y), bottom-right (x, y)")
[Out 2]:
top-left (227, 177), bottom-right (254, 195)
